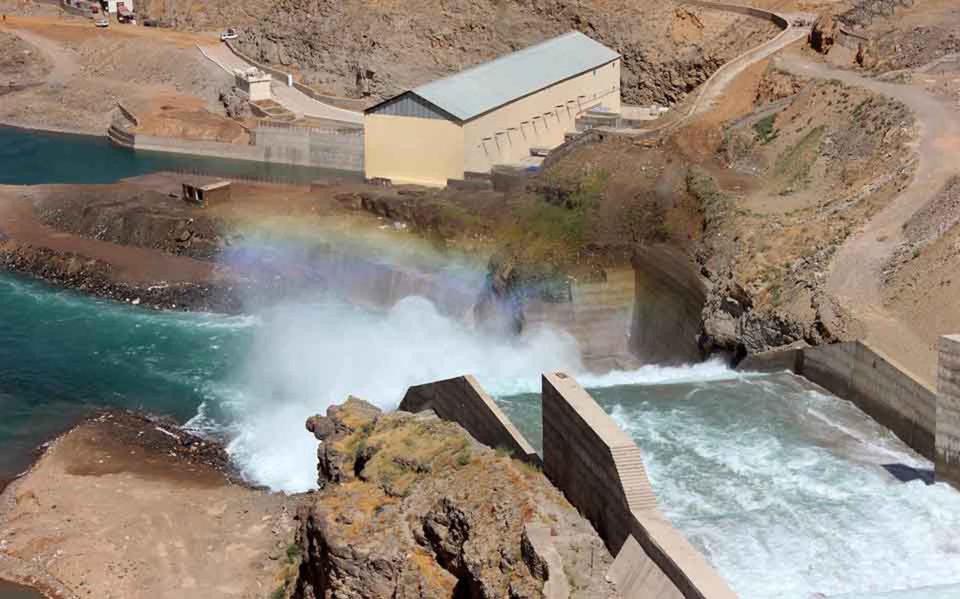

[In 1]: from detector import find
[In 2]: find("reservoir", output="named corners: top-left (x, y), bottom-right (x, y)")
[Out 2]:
top-left (0, 125), bottom-right (358, 185)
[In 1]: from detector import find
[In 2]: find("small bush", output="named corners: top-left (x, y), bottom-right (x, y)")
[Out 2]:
top-left (285, 543), bottom-right (302, 564)
top-left (753, 114), bottom-right (779, 144)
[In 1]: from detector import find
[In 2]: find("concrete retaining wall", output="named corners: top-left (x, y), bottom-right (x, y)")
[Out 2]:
top-left (134, 134), bottom-right (266, 162)
top-left (542, 373), bottom-right (736, 599)
top-left (110, 123), bottom-right (363, 172)
top-left (740, 341), bottom-right (936, 459)
top-left (937, 335), bottom-right (960, 486)
top-left (223, 40), bottom-right (292, 85)
top-left (251, 126), bottom-right (363, 171)
top-left (681, 0), bottom-right (788, 27)
top-left (399, 375), bottom-right (539, 464)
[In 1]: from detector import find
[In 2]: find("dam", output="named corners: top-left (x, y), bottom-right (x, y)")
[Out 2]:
top-left (2, 127), bottom-right (959, 599)
top-left (3, 264), bottom-right (960, 598)
top-left (494, 372), bottom-right (960, 598)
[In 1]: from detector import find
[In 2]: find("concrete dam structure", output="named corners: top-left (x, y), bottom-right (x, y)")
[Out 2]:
top-left (399, 353), bottom-right (960, 597)
top-left (400, 373), bottom-right (736, 598)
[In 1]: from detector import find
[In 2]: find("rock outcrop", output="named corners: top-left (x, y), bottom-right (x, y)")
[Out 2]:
top-left (293, 399), bottom-right (620, 599)
top-left (809, 13), bottom-right (839, 54)
top-left (219, 86), bottom-right (251, 120)
top-left (227, 0), bottom-right (779, 106)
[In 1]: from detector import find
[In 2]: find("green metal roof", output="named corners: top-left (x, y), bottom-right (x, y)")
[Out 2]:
top-left (369, 31), bottom-right (620, 123)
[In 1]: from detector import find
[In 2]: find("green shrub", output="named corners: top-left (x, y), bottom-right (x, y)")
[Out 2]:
top-left (753, 114), bottom-right (779, 144)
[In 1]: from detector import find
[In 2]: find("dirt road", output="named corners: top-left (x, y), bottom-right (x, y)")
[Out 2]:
top-left (3, 22), bottom-right (78, 85)
top-left (776, 51), bottom-right (960, 383)
top-left (3, 15), bottom-right (217, 49)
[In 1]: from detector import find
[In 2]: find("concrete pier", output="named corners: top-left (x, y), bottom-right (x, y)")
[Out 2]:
top-left (937, 335), bottom-right (960, 487)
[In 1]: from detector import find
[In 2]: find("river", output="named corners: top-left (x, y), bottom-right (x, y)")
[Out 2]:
top-left (2, 129), bottom-right (959, 598)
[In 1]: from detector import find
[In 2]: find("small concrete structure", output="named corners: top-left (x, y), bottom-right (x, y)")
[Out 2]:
top-left (400, 375), bottom-right (539, 464)
top-left (104, 0), bottom-right (133, 14)
top-left (364, 31), bottom-right (621, 186)
top-left (937, 335), bottom-right (960, 487)
top-left (181, 180), bottom-right (231, 205)
top-left (235, 67), bottom-right (272, 103)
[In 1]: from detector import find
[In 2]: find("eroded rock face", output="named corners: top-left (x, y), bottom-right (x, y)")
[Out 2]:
top-left (219, 86), bottom-right (251, 120)
top-left (809, 13), bottom-right (839, 54)
top-left (699, 272), bottom-right (849, 361)
top-left (230, 0), bottom-right (779, 106)
top-left (294, 401), bottom-right (619, 599)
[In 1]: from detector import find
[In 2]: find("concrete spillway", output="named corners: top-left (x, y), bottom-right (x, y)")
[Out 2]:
top-left (495, 370), bottom-right (960, 599)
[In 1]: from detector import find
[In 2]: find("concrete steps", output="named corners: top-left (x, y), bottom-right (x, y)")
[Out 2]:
top-left (107, 123), bottom-right (135, 148)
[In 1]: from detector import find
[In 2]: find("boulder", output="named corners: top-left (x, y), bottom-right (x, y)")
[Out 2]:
top-left (809, 13), bottom-right (839, 54)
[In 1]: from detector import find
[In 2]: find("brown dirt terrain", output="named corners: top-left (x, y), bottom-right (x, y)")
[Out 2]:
top-left (0, 12), bottom-right (234, 136)
top-left (0, 412), bottom-right (299, 599)
top-left (0, 29), bottom-right (49, 84)
top-left (883, 177), bottom-right (960, 365)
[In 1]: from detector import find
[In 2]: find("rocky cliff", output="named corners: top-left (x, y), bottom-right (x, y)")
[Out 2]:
top-left (290, 398), bottom-right (619, 599)
top-left (134, 0), bottom-right (777, 107)
top-left (241, 0), bottom-right (780, 105)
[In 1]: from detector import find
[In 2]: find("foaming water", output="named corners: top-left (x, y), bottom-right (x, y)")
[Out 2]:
top-left (191, 295), bottom-right (583, 491)
top-left (5, 267), bottom-right (960, 597)
top-left (497, 374), bottom-right (960, 598)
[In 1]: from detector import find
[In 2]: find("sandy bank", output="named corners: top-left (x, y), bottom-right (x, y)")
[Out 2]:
top-left (0, 411), bottom-right (297, 599)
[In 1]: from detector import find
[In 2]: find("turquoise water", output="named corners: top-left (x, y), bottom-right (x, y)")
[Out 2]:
top-left (0, 125), bottom-right (358, 185)
top-left (0, 272), bottom-right (251, 481)
top-left (3, 127), bottom-right (960, 598)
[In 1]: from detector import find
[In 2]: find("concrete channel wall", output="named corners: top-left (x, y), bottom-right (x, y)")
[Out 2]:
top-left (740, 341), bottom-right (936, 459)
top-left (399, 373), bottom-right (736, 598)
top-left (938, 335), bottom-right (960, 486)
top-left (680, 0), bottom-right (789, 27)
top-left (542, 373), bottom-right (736, 599)
top-left (399, 375), bottom-right (540, 464)
top-left (251, 125), bottom-right (364, 171)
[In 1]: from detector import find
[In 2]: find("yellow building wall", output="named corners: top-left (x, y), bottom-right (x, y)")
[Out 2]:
top-left (463, 60), bottom-right (621, 174)
top-left (364, 113), bottom-right (464, 186)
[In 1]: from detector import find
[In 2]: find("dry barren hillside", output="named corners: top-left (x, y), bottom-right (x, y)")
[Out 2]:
top-left (137, 0), bottom-right (779, 106)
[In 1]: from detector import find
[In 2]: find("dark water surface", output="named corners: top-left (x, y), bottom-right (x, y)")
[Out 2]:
top-left (0, 125), bottom-right (356, 185)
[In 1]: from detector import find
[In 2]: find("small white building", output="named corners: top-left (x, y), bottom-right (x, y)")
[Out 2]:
top-left (105, 0), bottom-right (134, 14)
top-left (235, 68), bottom-right (272, 102)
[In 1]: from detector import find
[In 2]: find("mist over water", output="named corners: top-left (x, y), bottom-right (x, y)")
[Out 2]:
top-left (198, 295), bottom-right (584, 491)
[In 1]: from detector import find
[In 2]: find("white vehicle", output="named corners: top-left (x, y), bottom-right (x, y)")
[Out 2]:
top-left (220, 28), bottom-right (238, 41)
top-left (94, 17), bottom-right (110, 27)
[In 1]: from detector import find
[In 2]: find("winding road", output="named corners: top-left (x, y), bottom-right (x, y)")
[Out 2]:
top-left (776, 53), bottom-right (960, 383)
top-left (198, 43), bottom-right (363, 125)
